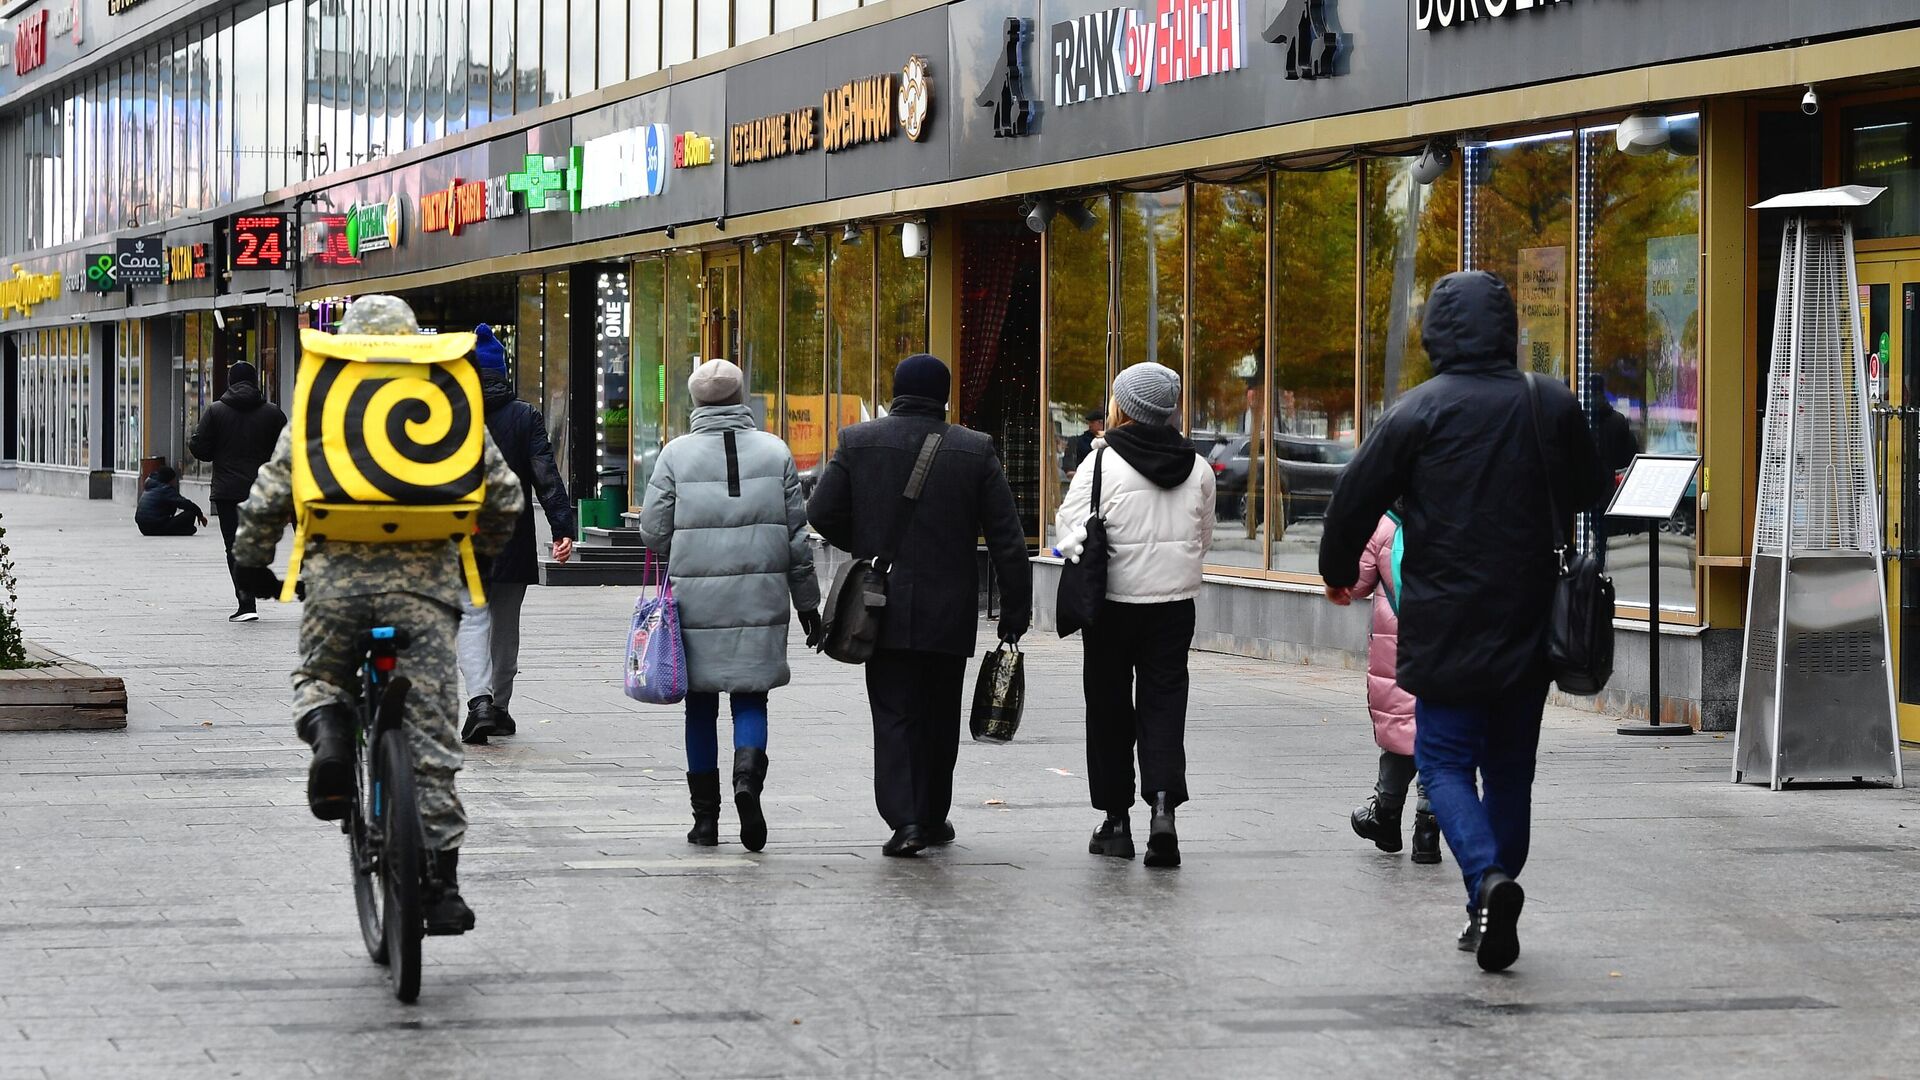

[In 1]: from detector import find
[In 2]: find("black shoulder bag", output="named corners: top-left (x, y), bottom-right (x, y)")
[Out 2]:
top-left (819, 430), bottom-right (947, 665)
top-left (1055, 448), bottom-right (1110, 637)
top-left (1524, 372), bottom-right (1615, 696)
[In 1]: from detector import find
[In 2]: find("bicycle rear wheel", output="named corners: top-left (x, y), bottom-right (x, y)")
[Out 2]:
top-left (375, 730), bottom-right (425, 1003)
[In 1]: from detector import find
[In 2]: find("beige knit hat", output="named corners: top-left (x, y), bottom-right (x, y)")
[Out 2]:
top-left (687, 358), bottom-right (746, 405)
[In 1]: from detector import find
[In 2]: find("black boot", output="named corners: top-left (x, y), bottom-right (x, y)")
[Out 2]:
top-left (1411, 810), bottom-right (1442, 864)
top-left (491, 706), bottom-right (517, 737)
top-left (461, 695), bottom-right (501, 745)
top-left (1144, 793), bottom-right (1180, 868)
top-left (733, 748), bottom-right (769, 853)
top-left (686, 771), bottom-right (721, 846)
top-left (295, 704), bottom-right (354, 821)
top-left (424, 849), bottom-right (476, 936)
top-left (1350, 795), bottom-right (1405, 853)
top-left (1089, 813), bottom-right (1135, 859)
top-left (882, 824), bottom-right (925, 857)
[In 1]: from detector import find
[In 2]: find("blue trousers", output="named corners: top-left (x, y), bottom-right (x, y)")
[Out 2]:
top-left (1413, 680), bottom-right (1550, 912)
top-left (685, 692), bottom-right (769, 773)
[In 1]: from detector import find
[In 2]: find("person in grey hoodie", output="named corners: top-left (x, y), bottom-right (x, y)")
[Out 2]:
top-left (641, 359), bottom-right (823, 852)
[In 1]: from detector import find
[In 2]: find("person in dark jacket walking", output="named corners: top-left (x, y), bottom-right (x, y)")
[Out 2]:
top-left (807, 353), bottom-right (1033, 857)
top-left (457, 324), bottom-right (577, 744)
top-left (134, 466), bottom-right (208, 536)
top-left (642, 359), bottom-right (822, 852)
top-left (188, 361), bottom-right (287, 620)
top-left (1319, 271), bottom-right (1606, 974)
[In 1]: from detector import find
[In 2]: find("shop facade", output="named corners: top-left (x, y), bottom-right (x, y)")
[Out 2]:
top-left (12, 0), bottom-right (1920, 731)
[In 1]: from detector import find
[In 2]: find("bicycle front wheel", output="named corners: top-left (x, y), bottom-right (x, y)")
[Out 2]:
top-left (375, 730), bottom-right (425, 1003)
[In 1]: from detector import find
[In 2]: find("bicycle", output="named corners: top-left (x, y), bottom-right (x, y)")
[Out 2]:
top-left (342, 626), bottom-right (438, 1003)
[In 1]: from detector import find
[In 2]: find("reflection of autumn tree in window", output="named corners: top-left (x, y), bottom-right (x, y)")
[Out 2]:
top-left (1583, 130), bottom-right (1700, 453)
top-left (1192, 181), bottom-right (1267, 436)
top-left (1046, 198), bottom-right (1111, 549)
top-left (1467, 135), bottom-right (1573, 377)
top-left (785, 244), bottom-right (826, 478)
top-left (1118, 189), bottom-right (1186, 391)
top-left (1277, 166), bottom-right (1358, 440)
top-left (876, 228), bottom-right (929, 403)
top-left (742, 242), bottom-right (782, 434)
top-left (1364, 157), bottom-right (1460, 422)
top-left (828, 229), bottom-right (874, 450)
top-left (629, 258), bottom-right (665, 502)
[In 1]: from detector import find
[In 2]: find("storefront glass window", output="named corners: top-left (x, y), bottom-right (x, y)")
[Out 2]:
top-left (786, 240), bottom-right (828, 497)
top-left (630, 258), bottom-right (665, 501)
top-left (1046, 196), bottom-right (1112, 552)
top-left (959, 222), bottom-right (1042, 537)
top-left (599, 0), bottom-right (627, 87)
top-left (237, 10), bottom-right (268, 197)
top-left (595, 268), bottom-right (632, 504)
top-left (543, 271), bottom-right (572, 490)
top-left (743, 241), bottom-right (784, 435)
top-left (1846, 102), bottom-right (1920, 241)
top-left (446, 0), bottom-right (468, 135)
top-left (665, 253), bottom-right (703, 441)
top-left (1467, 131), bottom-right (1574, 379)
top-left (663, 3), bottom-right (695, 66)
top-left (569, 0), bottom-right (597, 98)
top-left (630, 0), bottom-right (661, 77)
top-left (182, 315), bottom-right (214, 480)
top-left (15, 328), bottom-right (93, 470)
top-left (1118, 188), bottom-right (1187, 396)
top-left (829, 228), bottom-right (875, 449)
top-left (515, 273), bottom-right (544, 402)
top-left (1364, 155), bottom-right (1458, 426)
top-left (774, 0), bottom-right (812, 33)
top-left (1191, 180), bottom-right (1268, 571)
top-left (391, 0), bottom-right (412, 152)
top-left (517, 0), bottom-right (541, 113)
top-left (876, 225), bottom-right (930, 404)
top-left (116, 322), bottom-right (143, 474)
top-left (467, 0), bottom-right (490, 128)
top-left (697, 0), bottom-right (731, 57)
top-left (1581, 117), bottom-right (1702, 611)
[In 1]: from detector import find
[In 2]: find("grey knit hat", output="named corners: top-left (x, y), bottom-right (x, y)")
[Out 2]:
top-left (1112, 362), bottom-right (1180, 427)
top-left (337, 294), bottom-right (421, 335)
top-left (687, 358), bottom-right (746, 406)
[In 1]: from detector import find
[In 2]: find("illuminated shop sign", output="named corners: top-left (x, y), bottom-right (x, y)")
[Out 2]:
top-left (674, 131), bottom-right (715, 168)
top-left (1417, 0), bottom-right (1571, 31)
top-left (577, 125), bottom-right (670, 210)
top-left (978, 18), bottom-right (1039, 138)
top-left (508, 151), bottom-right (583, 213)
top-left (1050, 0), bottom-right (1247, 107)
top-left (732, 58), bottom-right (933, 166)
top-left (114, 237), bottom-right (165, 284)
top-left (84, 252), bottom-right (118, 293)
top-left (108, 0), bottom-right (149, 14)
top-left (0, 265), bottom-right (62, 318)
top-left (231, 215), bottom-right (288, 269)
top-left (300, 215), bottom-right (361, 266)
top-left (345, 194), bottom-right (404, 256)
top-left (421, 178), bottom-right (490, 234)
top-left (168, 241), bottom-right (211, 282)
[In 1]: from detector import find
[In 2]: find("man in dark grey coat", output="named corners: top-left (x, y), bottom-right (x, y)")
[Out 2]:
top-left (643, 359), bottom-right (821, 852)
top-left (188, 360), bottom-right (287, 622)
top-left (807, 353), bottom-right (1032, 857)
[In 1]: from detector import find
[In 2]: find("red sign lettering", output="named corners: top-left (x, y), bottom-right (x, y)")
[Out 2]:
top-left (14, 11), bottom-right (49, 75)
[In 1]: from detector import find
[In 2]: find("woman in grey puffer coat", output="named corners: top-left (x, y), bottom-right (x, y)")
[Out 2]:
top-left (641, 359), bottom-right (823, 852)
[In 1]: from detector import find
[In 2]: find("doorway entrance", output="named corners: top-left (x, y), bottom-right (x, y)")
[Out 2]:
top-left (702, 254), bottom-right (741, 366)
top-left (1859, 250), bottom-right (1920, 741)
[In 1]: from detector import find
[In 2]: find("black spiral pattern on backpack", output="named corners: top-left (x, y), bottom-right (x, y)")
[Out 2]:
top-left (303, 357), bottom-right (483, 504)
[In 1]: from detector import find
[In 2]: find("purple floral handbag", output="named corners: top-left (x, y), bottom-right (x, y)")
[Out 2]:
top-left (624, 555), bottom-right (687, 705)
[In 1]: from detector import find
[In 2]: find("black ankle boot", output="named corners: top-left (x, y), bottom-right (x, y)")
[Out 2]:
top-left (461, 695), bottom-right (501, 745)
top-left (686, 771), bottom-right (721, 846)
top-left (1089, 813), bottom-right (1135, 859)
top-left (1350, 795), bottom-right (1405, 853)
top-left (1411, 810), bottom-right (1442, 864)
top-left (425, 849), bottom-right (476, 936)
top-left (1144, 793), bottom-right (1180, 868)
top-left (733, 748), bottom-right (769, 853)
top-left (295, 704), bottom-right (355, 821)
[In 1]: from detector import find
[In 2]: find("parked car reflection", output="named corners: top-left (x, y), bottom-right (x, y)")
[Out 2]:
top-left (1208, 433), bottom-right (1354, 525)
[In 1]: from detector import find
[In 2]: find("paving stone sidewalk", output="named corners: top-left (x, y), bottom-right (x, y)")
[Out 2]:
top-left (2, 492), bottom-right (1919, 1080)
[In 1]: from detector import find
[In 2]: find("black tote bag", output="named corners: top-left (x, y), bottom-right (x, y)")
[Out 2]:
top-left (1055, 449), bottom-right (1109, 637)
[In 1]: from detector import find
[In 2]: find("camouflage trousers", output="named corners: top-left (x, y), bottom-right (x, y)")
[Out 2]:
top-left (292, 594), bottom-right (466, 851)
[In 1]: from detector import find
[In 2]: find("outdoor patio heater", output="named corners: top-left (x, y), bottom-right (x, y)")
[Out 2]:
top-left (1734, 185), bottom-right (1903, 789)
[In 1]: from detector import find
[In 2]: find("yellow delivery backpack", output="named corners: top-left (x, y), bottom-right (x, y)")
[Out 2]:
top-left (281, 327), bottom-right (488, 605)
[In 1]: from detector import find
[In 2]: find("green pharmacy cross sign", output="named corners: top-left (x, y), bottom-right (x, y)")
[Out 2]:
top-left (85, 252), bottom-right (119, 293)
top-left (507, 149), bottom-right (587, 213)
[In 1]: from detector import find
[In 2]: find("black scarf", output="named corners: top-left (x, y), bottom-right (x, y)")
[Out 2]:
top-left (1103, 423), bottom-right (1198, 489)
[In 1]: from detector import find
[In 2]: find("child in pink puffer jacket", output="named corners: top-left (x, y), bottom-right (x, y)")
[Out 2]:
top-left (1348, 513), bottom-right (1441, 864)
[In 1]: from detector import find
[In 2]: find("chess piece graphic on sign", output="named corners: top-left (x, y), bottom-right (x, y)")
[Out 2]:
top-left (977, 17), bottom-right (1037, 138)
top-left (1265, 0), bottom-right (1343, 81)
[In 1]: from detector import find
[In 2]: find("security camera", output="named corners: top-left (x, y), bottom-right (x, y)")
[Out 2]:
top-left (1412, 139), bottom-right (1454, 186)
top-left (901, 221), bottom-right (929, 259)
top-left (1801, 86), bottom-right (1820, 116)
top-left (1616, 112), bottom-right (1670, 157)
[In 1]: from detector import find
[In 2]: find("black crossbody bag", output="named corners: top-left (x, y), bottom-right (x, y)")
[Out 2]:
top-left (819, 430), bottom-right (947, 665)
top-left (1524, 372), bottom-right (1615, 696)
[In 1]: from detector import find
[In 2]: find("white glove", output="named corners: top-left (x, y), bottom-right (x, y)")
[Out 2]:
top-left (1056, 528), bottom-right (1086, 564)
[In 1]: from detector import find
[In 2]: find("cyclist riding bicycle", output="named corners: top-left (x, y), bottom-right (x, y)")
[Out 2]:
top-left (231, 294), bottom-right (525, 935)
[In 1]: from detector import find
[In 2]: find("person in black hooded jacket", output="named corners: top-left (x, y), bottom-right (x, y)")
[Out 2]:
top-left (455, 324), bottom-right (577, 744)
top-left (134, 466), bottom-right (208, 536)
top-left (1319, 270), bottom-right (1606, 974)
top-left (188, 360), bottom-right (286, 621)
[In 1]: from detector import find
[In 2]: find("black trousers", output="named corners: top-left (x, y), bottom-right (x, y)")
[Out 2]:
top-left (865, 649), bottom-right (968, 830)
top-left (213, 500), bottom-right (251, 612)
top-left (1082, 599), bottom-right (1195, 813)
top-left (137, 510), bottom-right (198, 537)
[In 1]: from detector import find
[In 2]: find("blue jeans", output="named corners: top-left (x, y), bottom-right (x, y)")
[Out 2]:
top-left (685, 692), bottom-right (770, 773)
top-left (1414, 680), bottom-right (1550, 912)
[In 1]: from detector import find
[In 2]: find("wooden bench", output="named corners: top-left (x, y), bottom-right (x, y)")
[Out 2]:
top-left (0, 642), bottom-right (128, 731)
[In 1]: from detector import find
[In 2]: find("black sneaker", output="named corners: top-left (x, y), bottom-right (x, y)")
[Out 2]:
top-left (229, 609), bottom-right (259, 623)
top-left (1410, 810), bottom-right (1442, 865)
top-left (491, 707), bottom-right (517, 737)
top-left (1350, 795), bottom-right (1404, 853)
top-left (1089, 814), bottom-right (1135, 859)
top-left (1457, 918), bottom-right (1480, 953)
top-left (1143, 793), bottom-right (1180, 868)
top-left (1473, 872), bottom-right (1525, 972)
top-left (461, 695), bottom-right (500, 745)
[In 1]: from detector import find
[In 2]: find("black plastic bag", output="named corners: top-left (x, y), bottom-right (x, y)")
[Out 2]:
top-left (969, 642), bottom-right (1026, 743)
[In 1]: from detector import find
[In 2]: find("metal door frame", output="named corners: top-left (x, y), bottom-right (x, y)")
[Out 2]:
top-left (1858, 248), bottom-right (1920, 743)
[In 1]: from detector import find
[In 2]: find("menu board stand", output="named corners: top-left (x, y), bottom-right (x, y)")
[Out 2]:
top-left (1604, 454), bottom-right (1701, 737)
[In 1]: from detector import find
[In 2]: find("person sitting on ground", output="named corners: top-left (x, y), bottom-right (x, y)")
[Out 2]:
top-left (134, 467), bottom-right (208, 537)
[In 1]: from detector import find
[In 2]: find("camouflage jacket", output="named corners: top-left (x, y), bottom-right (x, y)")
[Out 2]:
top-left (233, 427), bottom-right (527, 609)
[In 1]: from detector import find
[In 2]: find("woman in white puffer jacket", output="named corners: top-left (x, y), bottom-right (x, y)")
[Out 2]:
top-left (1053, 362), bottom-right (1214, 868)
